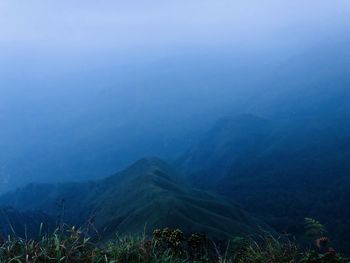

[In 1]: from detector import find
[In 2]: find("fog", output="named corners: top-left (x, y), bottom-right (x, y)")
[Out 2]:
top-left (0, 0), bottom-right (350, 192)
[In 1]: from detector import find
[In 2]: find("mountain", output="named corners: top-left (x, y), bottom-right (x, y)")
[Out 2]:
top-left (176, 114), bottom-right (275, 187)
top-left (0, 207), bottom-right (51, 238)
top-left (176, 43), bottom-right (350, 250)
top-left (0, 158), bottom-right (269, 240)
top-left (177, 113), bottom-right (350, 250)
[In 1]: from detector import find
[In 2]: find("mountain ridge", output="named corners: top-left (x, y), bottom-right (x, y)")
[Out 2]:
top-left (0, 158), bottom-right (270, 240)
top-left (176, 112), bottom-right (350, 249)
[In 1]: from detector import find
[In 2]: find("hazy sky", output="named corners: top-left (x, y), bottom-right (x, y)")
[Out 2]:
top-left (0, 1), bottom-right (350, 191)
top-left (0, 0), bottom-right (349, 56)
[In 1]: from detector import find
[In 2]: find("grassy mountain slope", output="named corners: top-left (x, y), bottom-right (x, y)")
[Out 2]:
top-left (177, 113), bottom-right (350, 250)
top-left (0, 158), bottom-right (268, 240)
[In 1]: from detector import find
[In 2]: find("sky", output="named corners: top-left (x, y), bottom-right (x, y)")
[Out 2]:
top-left (0, 0), bottom-right (349, 56)
top-left (0, 1), bottom-right (350, 191)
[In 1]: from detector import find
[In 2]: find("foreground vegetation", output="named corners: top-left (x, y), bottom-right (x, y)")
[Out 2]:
top-left (0, 219), bottom-right (348, 263)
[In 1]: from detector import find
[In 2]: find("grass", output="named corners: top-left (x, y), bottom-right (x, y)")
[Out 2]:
top-left (0, 222), bottom-right (348, 263)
